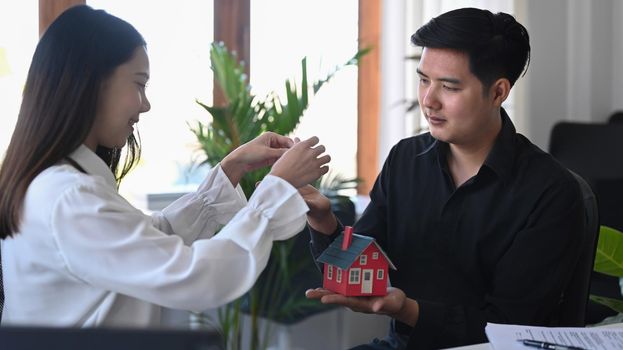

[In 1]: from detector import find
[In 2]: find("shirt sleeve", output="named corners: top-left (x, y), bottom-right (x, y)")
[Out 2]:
top-left (351, 146), bottom-right (394, 248)
top-left (407, 176), bottom-right (585, 348)
top-left (309, 223), bottom-right (342, 259)
top-left (50, 174), bottom-right (308, 311)
top-left (150, 164), bottom-right (247, 245)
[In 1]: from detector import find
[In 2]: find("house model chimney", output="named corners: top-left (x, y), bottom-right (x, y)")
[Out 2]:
top-left (341, 226), bottom-right (353, 250)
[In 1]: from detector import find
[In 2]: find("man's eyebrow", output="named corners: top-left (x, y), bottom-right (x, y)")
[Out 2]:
top-left (416, 68), bottom-right (461, 84)
top-left (440, 77), bottom-right (461, 84)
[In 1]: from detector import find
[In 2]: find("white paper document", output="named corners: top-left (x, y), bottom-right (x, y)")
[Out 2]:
top-left (485, 322), bottom-right (623, 350)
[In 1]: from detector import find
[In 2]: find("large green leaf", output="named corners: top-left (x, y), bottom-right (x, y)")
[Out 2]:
top-left (261, 58), bottom-right (309, 136)
top-left (594, 225), bottom-right (623, 277)
top-left (210, 42), bottom-right (251, 104)
top-left (589, 294), bottom-right (623, 314)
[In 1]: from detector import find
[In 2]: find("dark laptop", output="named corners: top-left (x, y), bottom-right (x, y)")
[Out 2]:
top-left (0, 326), bottom-right (224, 350)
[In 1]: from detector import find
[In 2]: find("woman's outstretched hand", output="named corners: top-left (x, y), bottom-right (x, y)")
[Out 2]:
top-left (269, 136), bottom-right (331, 189)
top-left (221, 132), bottom-right (294, 186)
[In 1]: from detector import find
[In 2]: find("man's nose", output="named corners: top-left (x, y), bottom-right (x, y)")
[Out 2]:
top-left (421, 85), bottom-right (440, 110)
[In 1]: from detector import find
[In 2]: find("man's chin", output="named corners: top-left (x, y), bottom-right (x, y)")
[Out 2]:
top-left (429, 129), bottom-right (449, 142)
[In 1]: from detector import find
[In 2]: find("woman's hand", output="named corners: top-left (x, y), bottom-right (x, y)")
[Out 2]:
top-left (269, 136), bottom-right (330, 189)
top-left (305, 287), bottom-right (419, 327)
top-left (221, 132), bottom-right (294, 186)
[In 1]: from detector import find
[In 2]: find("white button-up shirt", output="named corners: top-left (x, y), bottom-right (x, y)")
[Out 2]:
top-left (1, 145), bottom-right (308, 327)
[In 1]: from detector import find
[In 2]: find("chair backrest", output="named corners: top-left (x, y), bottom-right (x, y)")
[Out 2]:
top-left (549, 122), bottom-right (623, 182)
top-left (608, 111), bottom-right (623, 124)
top-left (557, 171), bottom-right (599, 326)
top-left (549, 121), bottom-right (623, 232)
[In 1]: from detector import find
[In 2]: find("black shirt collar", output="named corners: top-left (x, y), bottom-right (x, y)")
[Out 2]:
top-left (483, 108), bottom-right (517, 180)
top-left (433, 108), bottom-right (518, 182)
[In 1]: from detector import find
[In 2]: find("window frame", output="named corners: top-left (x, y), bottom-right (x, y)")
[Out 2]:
top-left (349, 268), bottom-right (361, 284)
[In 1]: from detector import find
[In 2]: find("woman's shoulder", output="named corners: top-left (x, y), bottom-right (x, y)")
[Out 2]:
top-left (17, 164), bottom-right (113, 237)
top-left (27, 164), bottom-right (112, 208)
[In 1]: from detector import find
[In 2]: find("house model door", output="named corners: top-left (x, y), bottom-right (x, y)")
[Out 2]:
top-left (362, 269), bottom-right (373, 294)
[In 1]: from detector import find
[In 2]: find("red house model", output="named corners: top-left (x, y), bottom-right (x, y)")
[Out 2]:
top-left (316, 226), bottom-right (396, 296)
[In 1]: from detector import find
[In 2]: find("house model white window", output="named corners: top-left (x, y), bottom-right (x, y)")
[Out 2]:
top-left (359, 255), bottom-right (367, 265)
top-left (349, 268), bottom-right (361, 284)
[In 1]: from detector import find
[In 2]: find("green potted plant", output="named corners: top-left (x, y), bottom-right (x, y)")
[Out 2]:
top-left (590, 226), bottom-right (623, 316)
top-left (189, 41), bottom-right (367, 350)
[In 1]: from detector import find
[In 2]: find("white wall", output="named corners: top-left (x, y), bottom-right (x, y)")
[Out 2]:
top-left (613, 0), bottom-right (623, 112)
top-left (517, 0), bottom-right (619, 150)
top-left (517, 0), bottom-right (569, 150)
top-left (379, 0), bottom-right (408, 168)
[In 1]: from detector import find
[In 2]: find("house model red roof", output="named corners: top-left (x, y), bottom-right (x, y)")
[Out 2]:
top-left (316, 226), bottom-right (396, 296)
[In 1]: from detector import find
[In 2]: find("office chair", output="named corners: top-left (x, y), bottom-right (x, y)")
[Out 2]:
top-left (549, 121), bottom-right (623, 324)
top-left (549, 121), bottom-right (623, 238)
top-left (557, 171), bottom-right (599, 326)
top-left (549, 122), bottom-right (623, 185)
top-left (608, 111), bottom-right (623, 124)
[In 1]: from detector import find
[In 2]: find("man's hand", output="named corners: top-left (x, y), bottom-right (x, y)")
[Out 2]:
top-left (305, 287), bottom-right (419, 326)
top-left (298, 185), bottom-right (338, 235)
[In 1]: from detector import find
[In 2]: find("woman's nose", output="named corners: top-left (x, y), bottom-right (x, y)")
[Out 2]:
top-left (141, 95), bottom-right (151, 113)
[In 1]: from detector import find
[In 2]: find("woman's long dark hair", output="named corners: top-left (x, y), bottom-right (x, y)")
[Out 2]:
top-left (0, 5), bottom-right (146, 239)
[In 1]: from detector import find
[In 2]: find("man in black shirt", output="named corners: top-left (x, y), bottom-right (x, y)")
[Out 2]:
top-left (303, 7), bottom-right (584, 350)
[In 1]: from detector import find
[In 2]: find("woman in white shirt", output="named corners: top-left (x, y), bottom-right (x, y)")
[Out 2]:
top-left (0, 5), bottom-right (330, 327)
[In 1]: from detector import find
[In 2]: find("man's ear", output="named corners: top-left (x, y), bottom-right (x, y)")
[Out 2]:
top-left (490, 78), bottom-right (511, 106)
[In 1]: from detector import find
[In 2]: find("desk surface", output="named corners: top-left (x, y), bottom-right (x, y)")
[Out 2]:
top-left (443, 322), bottom-right (623, 350)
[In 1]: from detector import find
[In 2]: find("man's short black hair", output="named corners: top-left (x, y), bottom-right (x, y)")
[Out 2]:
top-left (411, 7), bottom-right (530, 89)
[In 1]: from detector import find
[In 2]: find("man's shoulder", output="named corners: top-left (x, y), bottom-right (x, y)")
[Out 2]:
top-left (393, 132), bottom-right (437, 155)
top-left (514, 134), bottom-right (577, 187)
